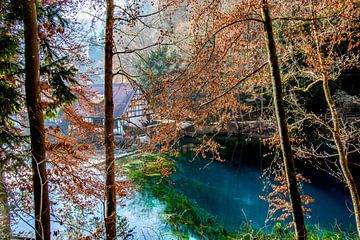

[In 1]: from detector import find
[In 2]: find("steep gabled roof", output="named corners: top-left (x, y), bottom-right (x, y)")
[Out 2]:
top-left (90, 83), bottom-right (134, 118)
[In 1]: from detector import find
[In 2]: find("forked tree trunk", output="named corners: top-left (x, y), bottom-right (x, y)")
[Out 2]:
top-left (22, 0), bottom-right (51, 239)
top-left (104, 0), bottom-right (116, 238)
top-left (322, 78), bottom-right (360, 237)
top-left (311, 22), bottom-right (360, 237)
top-left (262, 1), bottom-right (307, 239)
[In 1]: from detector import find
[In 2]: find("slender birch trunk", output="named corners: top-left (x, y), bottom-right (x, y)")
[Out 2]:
top-left (323, 77), bottom-right (360, 237)
top-left (311, 22), bottom-right (360, 237)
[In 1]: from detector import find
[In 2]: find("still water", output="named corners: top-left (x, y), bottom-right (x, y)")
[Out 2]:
top-left (170, 156), bottom-right (355, 232)
top-left (13, 149), bottom-right (356, 238)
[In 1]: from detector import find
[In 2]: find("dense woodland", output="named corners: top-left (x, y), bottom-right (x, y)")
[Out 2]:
top-left (0, 0), bottom-right (359, 239)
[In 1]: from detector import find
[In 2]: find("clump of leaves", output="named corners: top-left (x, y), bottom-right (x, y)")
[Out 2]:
top-left (260, 159), bottom-right (314, 229)
top-left (57, 206), bottom-right (135, 239)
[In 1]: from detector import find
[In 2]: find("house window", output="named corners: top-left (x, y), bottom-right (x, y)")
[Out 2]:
top-left (93, 118), bottom-right (104, 126)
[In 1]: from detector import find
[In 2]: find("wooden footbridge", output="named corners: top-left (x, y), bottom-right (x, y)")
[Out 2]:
top-left (148, 112), bottom-right (360, 139)
top-left (179, 120), bottom-right (276, 138)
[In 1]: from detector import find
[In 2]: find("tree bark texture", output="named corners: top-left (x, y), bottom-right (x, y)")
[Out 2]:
top-left (104, 0), bottom-right (116, 238)
top-left (313, 36), bottom-right (360, 237)
top-left (262, 1), bottom-right (307, 239)
top-left (311, 23), bottom-right (360, 236)
top-left (0, 155), bottom-right (11, 238)
top-left (23, 0), bottom-right (51, 239)
top-left (323, 78), bottom-right (360, 237)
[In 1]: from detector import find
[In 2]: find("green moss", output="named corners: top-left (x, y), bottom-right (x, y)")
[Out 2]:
top-left (118, 153), bottom-right (358, 240)
top-left (234, 223), bottom-right (358, 240)
top-left (119, 153), bottom-right (232, 239)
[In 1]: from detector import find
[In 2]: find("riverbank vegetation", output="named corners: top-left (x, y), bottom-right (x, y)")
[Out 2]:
top-left (0, 0), bottom-right (359, 239)
top-left (120, 152), bottom-right (358, 239)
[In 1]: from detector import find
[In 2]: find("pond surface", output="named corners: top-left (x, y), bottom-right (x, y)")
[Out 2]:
top-left (12, 148), bottom-right (356, 238)
top-left (169, 155), bottom-right (355, 232)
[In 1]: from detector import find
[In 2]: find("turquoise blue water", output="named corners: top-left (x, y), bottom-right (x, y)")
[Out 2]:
top-left (13, 150), bottom-right (357, 238)
top-left (170, 155), bottom-right (356, 233)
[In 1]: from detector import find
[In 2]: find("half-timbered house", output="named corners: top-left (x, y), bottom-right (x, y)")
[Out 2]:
top-left (85, 83), bottom-right (149, 135)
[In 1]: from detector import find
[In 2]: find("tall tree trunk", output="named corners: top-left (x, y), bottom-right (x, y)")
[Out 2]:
top-left (262, 1), bottom-right (307, 239)
top-left (311, 23), bottom-right (360, 237)
top-left (22, 0), bottom-right (51, 239)
top-left (104, 0), bottom-right (116, 238)
top-left (0, 152), bottom-right (11, 238)
top-left (323, 78), bottom-right (360, 237)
